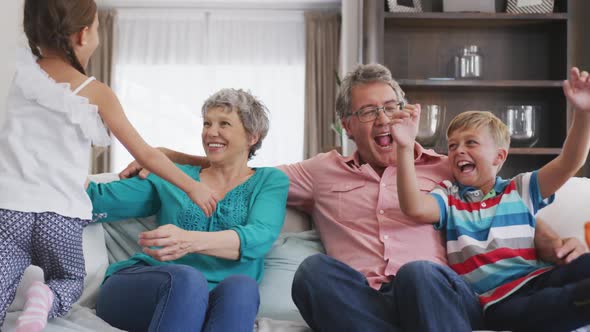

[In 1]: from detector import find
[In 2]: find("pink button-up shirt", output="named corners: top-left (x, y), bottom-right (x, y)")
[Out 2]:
top-left (279, 145), bottom-right (451, 290)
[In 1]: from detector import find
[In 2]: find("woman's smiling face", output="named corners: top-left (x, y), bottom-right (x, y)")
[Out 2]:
top-left (202, 107), bottom-right (254, 165)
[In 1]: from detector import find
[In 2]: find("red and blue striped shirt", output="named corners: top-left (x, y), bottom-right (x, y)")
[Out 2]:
top-left (430, 171), bottom-right (554, 310)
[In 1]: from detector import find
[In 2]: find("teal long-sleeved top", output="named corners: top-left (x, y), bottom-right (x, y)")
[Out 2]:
top-left (86, 164), bottom-right (289, 289)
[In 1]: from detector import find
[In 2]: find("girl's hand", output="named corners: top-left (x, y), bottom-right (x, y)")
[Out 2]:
top-left (391, 103), bottom-right (420, 148)
top-left (563, 67), bottom-right (590, 113)
top-left (139, 224), bottom-right (198, 261)
top-left (186, 182), bottom-right (218, 217)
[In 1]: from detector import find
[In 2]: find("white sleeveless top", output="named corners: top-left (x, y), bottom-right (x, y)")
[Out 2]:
top-left (0, 48), bottom-right (111, 219)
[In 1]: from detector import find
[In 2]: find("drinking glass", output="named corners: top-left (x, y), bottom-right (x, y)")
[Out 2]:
top-left (503, 105), bottom-right (539, 147)
top-left (417, 105), bottom-right (445, 148)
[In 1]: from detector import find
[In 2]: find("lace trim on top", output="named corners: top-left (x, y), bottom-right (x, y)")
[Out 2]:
top-left (13, 48), bottom-right (110, 146)
top-left (177, 170), bottom-right (261, 232)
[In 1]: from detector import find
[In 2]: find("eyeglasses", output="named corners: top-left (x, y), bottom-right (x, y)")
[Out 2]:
top-left (348, 101), bottom-right (405, 123)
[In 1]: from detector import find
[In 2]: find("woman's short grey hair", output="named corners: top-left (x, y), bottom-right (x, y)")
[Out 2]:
top-left (336, 63), bottom-right (406, 120)
top-left (201, 89), bottom-right (269, 160)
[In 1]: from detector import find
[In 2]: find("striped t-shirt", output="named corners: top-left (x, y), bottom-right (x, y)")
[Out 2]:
top-left (430, 171), bottom-right (554, 310)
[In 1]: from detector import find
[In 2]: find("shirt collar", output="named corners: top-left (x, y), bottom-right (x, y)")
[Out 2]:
top-left (455, 176), bottom-right (511, 200)
top-left (414, 143), bottom-right (446, 163)
top-left (344, 142), bottom-right (445, 168)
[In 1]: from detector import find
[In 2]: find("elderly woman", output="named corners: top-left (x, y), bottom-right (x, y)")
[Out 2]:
top-left (86, 89), bottom-right (289, 332)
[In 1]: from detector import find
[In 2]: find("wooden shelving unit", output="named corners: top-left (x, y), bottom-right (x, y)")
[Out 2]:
top-left (361, 0), bottom-right (590, 176)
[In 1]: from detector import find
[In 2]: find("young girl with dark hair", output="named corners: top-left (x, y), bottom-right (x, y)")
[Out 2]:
top-left (0, 1), bottom-right (218, 330)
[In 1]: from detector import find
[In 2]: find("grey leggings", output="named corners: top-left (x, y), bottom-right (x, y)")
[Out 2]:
top-left (0, 209), bottom-right (89, 325)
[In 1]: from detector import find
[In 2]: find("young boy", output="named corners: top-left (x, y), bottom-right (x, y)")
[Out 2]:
top-left (392, 67), bottom-right (590, 332)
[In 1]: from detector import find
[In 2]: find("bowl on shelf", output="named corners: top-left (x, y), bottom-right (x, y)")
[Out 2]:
top-left (416, 104), bottom-right (445, 148)
top-left (502, 105), bottom-right (539, 148)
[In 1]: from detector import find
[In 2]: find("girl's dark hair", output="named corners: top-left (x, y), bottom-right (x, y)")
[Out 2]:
top-left (24, 0), bottom-right (97, 75)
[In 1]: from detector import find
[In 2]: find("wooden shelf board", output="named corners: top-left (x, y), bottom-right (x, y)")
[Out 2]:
top-left (384, 12), bottom-right (567, 21)
top-left (384, 12), bottom-right (567, 28)
top-left (509, 148), bottom-right (562, 155)
top-left (398, 79), bottom-right (563, 88)
top-left (433, 148), bottom-right (562, 155)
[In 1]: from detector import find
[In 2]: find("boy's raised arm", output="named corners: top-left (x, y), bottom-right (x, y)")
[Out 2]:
top-left (393, 104), bottom-right (440, 224)
top-left (538, 67), bottom-right (590, 198)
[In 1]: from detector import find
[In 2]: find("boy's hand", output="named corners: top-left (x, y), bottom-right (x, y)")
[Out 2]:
top-left (391, 103), bottom-right (420, 148)
top-left (563, 67), bottom-right (590, 113)
top-left (186, 182), bottom-right (218, 217)
top-left (555, 237), bottom-right (587, 265)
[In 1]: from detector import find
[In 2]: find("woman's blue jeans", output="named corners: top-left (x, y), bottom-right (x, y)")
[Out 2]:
top-left (96, 264), bottom-right (260, 332)
top-left (292, 253), bottom-right (484, 332)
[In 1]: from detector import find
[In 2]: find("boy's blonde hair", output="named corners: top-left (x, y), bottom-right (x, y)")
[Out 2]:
top-left (447, 111), bottom-right (511, 150)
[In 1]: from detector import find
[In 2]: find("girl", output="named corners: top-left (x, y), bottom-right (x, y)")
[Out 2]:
top-left (0, 0), bottom-right (216, 331)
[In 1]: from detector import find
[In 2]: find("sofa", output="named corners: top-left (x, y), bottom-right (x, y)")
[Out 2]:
top-left (2, 174), bottom-right (590, 332)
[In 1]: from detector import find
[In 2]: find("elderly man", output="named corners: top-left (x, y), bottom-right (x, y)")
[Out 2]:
top-left (120, 64), bottom-right (585, 332)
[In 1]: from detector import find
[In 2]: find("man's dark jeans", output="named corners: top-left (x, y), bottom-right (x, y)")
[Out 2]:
top-left (292, 253), bottom-right (484, 332)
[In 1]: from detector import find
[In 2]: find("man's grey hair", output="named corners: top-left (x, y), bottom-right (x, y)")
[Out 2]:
top-left (335, 63), bottom-right (406, 120)
top-left (201, 88), bottom-right (269, 160)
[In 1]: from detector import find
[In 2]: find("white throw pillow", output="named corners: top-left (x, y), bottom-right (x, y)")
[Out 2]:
top-left (258, 230), bottom-right (324, 322)
top-left (536, 177), bottom-right (590, 250)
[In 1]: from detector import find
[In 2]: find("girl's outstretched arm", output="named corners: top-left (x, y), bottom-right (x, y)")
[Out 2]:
top-left (90, 81), bottom-right (218, 216)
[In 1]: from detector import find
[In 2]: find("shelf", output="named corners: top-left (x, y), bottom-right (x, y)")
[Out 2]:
top-left (384, 12), bottom-right (567, 24)
top-left (433, 148), bottom-right (562, 155)
top-left (371, 1), bottom-right (590, 176)
top-left (384, 12), bottom-right (567, 20)
top-left (509, 148), bottom-right (561, 155)
top-left (397, 79), bottom-right (563, 88)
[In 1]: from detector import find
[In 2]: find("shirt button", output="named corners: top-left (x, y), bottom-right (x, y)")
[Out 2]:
top-left (383, 235), bottom-right (389, 240)
top-left (379, 210), bottom-right (384, 215)
top-left (345, 185), bottom-right (350, 189)
top-left (481, 202), bottom-right (487, 207)
top-left (381, 183), bottom-right (386, 187)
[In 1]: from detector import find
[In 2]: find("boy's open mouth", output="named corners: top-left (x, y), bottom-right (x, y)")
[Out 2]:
top-left (457, 160), bottom-right (475, 173)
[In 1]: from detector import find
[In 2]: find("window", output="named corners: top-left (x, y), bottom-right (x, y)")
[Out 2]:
top-left (111, 9), bottom-right (305, 171)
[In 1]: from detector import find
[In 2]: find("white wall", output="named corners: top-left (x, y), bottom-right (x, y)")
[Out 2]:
top-left (0, 0), bottom-right (23, 126)
top-left (340, 0), bottom-right (361, 156)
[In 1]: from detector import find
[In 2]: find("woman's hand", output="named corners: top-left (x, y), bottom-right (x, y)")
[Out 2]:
top-left (139, 224), bottom-right (200, 261)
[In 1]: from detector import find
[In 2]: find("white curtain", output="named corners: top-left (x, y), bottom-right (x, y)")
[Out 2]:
top-left (111, 9), bottom-right (305, 171)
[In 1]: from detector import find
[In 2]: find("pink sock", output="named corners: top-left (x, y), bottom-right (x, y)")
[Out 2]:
top-left (15, 281), bottom-right (54, 332)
